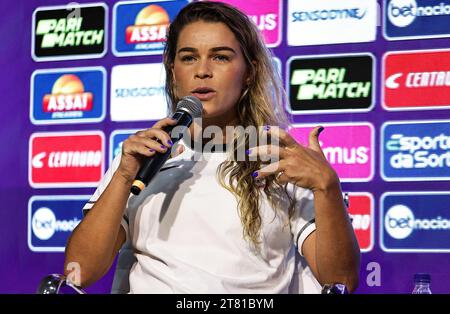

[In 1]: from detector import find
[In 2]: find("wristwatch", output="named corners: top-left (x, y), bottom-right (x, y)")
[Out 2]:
top-left (321, 283), bottom-right (349, 294)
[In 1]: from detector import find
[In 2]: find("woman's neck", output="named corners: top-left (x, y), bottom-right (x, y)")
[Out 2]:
top-left (188, 112), bottom-right (239, 151)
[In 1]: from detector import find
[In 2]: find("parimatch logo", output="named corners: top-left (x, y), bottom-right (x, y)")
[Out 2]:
top-left (32, 3), bottom-right (107, 61)
top-left (287, 54), bottom-right (374, 113)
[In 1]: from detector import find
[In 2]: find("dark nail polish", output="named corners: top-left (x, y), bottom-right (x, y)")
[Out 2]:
top-left (252, 171), bottom-right (258, 178)
top-left (318, 127), bottom-right (324, 135)
top-left (168, 140), bottom-right (173, 146)
top-left (149, 149), bottom-right (155, 152)
top-left (161, 145), bottom-right (166, 149)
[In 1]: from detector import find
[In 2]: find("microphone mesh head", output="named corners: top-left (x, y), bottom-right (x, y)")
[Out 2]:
top-left (176, 96), bottom-right (203, 119)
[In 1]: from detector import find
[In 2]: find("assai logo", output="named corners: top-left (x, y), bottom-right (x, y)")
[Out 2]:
top-left (382, 120), bottom-right (450, 181)
top-left (214, 0), bottom-right (282, 47)
top-left (110, 63), bottom-right (167, 121)
top-left (113, 1), bottom-right (188, 56)
top-left (32, 3), bottom-right (107, 61)
top-left (348, 193), bottom-right (374, 252)
top-left (29, 131), bottom-right (105, 188)
top-left (287, 0), bottom-right (377, 46)
top-left (28, 196), bottom-right (86, 252)
top-left (110, 129), bottom-right (140, 165)
top-left (384, 0), bottom-right (450, 40)
top-left (383, 49), bottom-right (450, 110)
top-left (30, 67), bottom-right (106, 124)
top-left (381, 192), bottom-right (450, 252)
top-left (287, 54), bottom-right (374, 114)
top-left (290, 123), bottom-right (374, 182)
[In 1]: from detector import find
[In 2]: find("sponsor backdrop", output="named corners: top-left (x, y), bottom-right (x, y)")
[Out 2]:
top-left (0, 0), bottom-right (449, 293)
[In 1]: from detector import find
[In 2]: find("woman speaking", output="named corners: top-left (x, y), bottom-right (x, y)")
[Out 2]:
top-left (64, 1), bottom-right (360, 294)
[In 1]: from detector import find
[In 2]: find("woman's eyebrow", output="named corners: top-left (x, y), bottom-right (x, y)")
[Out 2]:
top-left (210, 46), bottom-right (236, 54)
top-left (177, 46), bottom-right (236, 54)
top-left (177, 47), bottom-right (196, 54)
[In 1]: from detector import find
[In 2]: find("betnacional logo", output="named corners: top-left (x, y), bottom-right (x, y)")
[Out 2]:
top-left (348, 193), bottom-right (374, 252)
top-left (384, 0), bottom-right (450, 40)
top-left (381, 120), bottom-right (450, 181)
top-left (213, 0), bottom-right (282, 47)
top-left (110, 129), bottom-right (139, 166)
top-left (290, 123), bottom-right (374, 182)
top-left (110, 63), bottom-right (167, 121)
top-left (381, 192), bottom-right (450, 252)
top-left (29, 131), bottom-right (105, 188)
top-left (287, 0), bottom-right (377, 46)
top-left (113, 1), bottom-right (188, 56)
top-left (383, 49), bottom-right (450, 110)
top-left (31, 67), bottom-right (106, 124)
top-left (287, 54), bottom-right (374, 113)
top-left (32, 3), bottom-right (107, 61)
top-left (28, 196), bottom-right (86, 252)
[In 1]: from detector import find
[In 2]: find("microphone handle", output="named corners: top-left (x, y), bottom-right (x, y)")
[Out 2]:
top-left (130, 110), bottom-right (193, 195)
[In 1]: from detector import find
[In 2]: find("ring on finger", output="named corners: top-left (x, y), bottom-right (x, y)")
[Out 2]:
top-left (276, 171), bottom-right (284, 180)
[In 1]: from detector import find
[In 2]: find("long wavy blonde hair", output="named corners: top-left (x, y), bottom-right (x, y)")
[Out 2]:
top-left (163, 2), bottom-right (297, 249)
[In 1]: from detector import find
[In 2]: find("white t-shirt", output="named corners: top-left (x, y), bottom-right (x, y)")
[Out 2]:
top-left (83, 142), bottom-right (318, 294)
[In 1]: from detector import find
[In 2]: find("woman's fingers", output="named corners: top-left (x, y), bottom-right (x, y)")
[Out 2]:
top-left (152, 117), bottom-right (178, 129)
top-left (246, 145), bottom-right (287, 161)
top-left (308, 126), bottom-right (325, 157)
top-left (136, 127), bottom-right (174, 148)
top-left (264, 125), bottom-right (297, 147)
top-left (252, 161), bottom-right (285, 179)
top-left (129, 134), bottom-right (170, 153)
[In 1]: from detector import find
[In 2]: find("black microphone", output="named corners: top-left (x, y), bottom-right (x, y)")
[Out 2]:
top-left (130, 96), bottom-right (203, 195)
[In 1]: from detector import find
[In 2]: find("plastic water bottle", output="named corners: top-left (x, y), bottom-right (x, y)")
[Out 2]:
top-left (412, 273), bottom-right (432, 294)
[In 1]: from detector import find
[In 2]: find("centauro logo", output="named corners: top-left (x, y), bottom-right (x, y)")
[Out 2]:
top-left (126, 5), bottom-right (170, 44)
top-left (43, 74), bottom-right (93, 118)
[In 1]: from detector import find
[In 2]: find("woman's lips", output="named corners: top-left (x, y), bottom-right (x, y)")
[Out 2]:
top-left (191, 91), bottom-right (216, 101)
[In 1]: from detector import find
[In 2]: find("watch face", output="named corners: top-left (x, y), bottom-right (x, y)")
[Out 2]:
top-left (321, 283), bottom-right (348, 294)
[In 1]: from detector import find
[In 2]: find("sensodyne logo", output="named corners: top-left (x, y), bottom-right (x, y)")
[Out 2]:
top-left (110, 63), bottom-right (167, 121)
top-left (385, 204), bottom-right (450, 240)
top-left (292, 8), bottom-right (367, 22)
top-left (388, 0), bottom-right (450, 27)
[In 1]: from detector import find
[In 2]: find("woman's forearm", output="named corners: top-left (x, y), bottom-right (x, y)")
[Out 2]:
top-left (312, 179), bottom-right (361, 292)
top-left (64, 172), bottom-right (131, 286)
